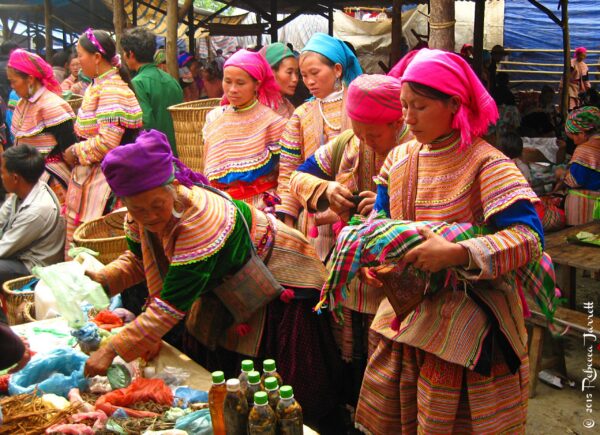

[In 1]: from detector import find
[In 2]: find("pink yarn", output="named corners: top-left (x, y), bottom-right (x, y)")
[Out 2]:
top-left (235, 323), bottom-right (251, 336)
top-left (221, 49), bottom-right (282, 109)
top-left (280, 288), bottom-right (295, 303)
top-left (390, 316), bottom-right (401, 331)
top-left (8, 49), bottom-right (62, 95)
top-left (395, 49), bottom-right (499, 149)
top-left (308, 225), bottom-right (319, 238)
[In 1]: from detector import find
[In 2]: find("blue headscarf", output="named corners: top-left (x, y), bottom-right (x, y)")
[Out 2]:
top-left (301, 33), bottom-right (362, 86)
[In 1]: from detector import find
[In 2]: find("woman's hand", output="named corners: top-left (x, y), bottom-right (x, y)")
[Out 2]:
top-left (63, 145), bottom-right (78, 167)
top-left (357, 191), bottom-right (376, 216)
top-left (85, 270), bottom-right (109, 293)
top-left (358, 267), bottom-right (383, 288)
top-left (84, 345), bottom-right (117, 377)
top-left (403, 227), bottom-right (469, 273)
top-left (325, 182), bottom-right (354, 215)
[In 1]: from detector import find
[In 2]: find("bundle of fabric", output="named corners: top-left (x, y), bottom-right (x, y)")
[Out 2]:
top-left (316, 218), bottom-right (561, 330)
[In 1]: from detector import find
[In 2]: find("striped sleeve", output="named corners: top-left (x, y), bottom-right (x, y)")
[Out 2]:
top-left (276, 112), bottom-right (304, 218)
top-left (74, 123), bottom-right (125, 165)
top-left (289, 170), bottom-right (330, 213)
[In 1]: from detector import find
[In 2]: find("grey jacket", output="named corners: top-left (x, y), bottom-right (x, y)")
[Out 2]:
top-left (0, 181), bottom-right (65, 270)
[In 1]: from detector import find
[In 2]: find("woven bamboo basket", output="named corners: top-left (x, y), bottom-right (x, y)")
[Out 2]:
top-left (73, 209), bottom-right (128, 265)
top-left (1, 275), bottom-right (37, 325)
top-left (67, 94), bottom-right (84, 113)
top-left (168, 98), bottom-right (221, 173)
top-left (23, 301), bottom-right (36, 323)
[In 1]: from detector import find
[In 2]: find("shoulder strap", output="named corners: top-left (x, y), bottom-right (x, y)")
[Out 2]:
top-left (194, 183), bottom-right (258, 256)
top-left (330, 129), bottom-right (356, 178)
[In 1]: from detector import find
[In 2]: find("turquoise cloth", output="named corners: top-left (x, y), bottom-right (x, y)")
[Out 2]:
top-left (132, 63), bottom-right (183, 154)
top-left (301, 33), bottom-right (362, 85)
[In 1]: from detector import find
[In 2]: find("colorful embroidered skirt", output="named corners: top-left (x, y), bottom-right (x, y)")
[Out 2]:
top-left (565, 189), bottom-right (600, 226)
top-left (355, 336), bottom-right (528, 435)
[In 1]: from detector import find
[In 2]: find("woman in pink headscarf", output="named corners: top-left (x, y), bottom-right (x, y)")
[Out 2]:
top-left (202, 49), bottom-right (287, 211)
top-left (347, 49), bottom-right (546, 434)
top-left (7, 49), bottom-right (76, 204)
top-left (289, 73), bottom-right (412, 405)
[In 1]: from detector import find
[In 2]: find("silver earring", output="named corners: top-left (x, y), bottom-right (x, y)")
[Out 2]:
top-left (334, 77), bottom-right (342, 91)
top-left (27, 85), bottom-right (34, 97)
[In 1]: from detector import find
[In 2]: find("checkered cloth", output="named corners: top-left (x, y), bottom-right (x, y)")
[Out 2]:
top-left (316, 218), bottom-right (561, 330)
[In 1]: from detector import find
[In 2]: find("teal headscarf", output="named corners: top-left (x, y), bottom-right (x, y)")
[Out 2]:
top-left (263, 43), bottom-right (295, 67)
top-left (301, 33), bottom-right (362, 85)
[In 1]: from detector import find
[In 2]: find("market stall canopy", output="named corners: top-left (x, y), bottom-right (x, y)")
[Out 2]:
top-left (100, 0), bottom-right (249, 39)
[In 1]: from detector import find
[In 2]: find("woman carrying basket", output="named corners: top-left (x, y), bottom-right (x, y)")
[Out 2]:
top-left (62, 29), bottom-right (142, 252)
top-left (202, 49), bottom-right (287, 212)
top-left (84, 130), bottom-right (343, 429)
top-left (354, 49), bottom-right (545, 434)
top-left (7, 49), bottom-right (76, 205)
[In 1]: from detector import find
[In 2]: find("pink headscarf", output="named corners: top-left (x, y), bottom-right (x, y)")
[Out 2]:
top-left (397, 49), bottom-right (498, 149)
top-left (222, 49), bottom-right (282, 109)
top-left (8, 49), bottom-right (62, 95)
top-left (346, 74), bottom-right (403, 124)
top-left (575, 47), bottom-right (587, 57)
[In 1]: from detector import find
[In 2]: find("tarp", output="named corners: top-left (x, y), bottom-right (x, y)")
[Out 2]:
top-left (504, 0), bottom-right (600, 88)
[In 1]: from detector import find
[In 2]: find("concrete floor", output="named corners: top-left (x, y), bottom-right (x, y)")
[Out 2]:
top-left (526, 272), bottom-right (600, 435)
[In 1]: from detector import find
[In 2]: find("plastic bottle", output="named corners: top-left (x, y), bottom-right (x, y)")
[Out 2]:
top-left (239, 359), bottom-right (254, 394)
top-left (276, 386), bottom-right (303, 435)
top-left (264, 376), bottom-right (280, 411)
top-left (261, 359), bottom-right (283, 387)
top-left (208, 371), bottom-right (227, 435)
top-left (246, 370), bottom-right (263, 408)
top-left (223, 378), bottom-right (248, 435)
top-left (248, 391), bottom-right (277, 435)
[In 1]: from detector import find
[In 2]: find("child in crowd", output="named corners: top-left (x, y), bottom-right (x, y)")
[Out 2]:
top-left (498, 132), bottom-right (532, 184)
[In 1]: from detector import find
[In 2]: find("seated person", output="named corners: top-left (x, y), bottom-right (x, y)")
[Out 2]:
top-left (491, 72), bottom-right (516, 106)
top-left (498, 132), bottom-right (532, 184)
top-left (0, 145), bottom-right (65, 288)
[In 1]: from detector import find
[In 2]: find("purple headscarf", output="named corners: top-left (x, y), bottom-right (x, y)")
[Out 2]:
top-left (101, 130), bottom-right (208, 197)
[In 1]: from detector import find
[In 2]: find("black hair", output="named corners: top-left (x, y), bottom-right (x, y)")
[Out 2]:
top-left (79, 29), bottom-right (135, 93)
top-left (3, 145), bottom-right (45, 184)
top-left (1, 40), bottom-right (18, 55)
top-left (497, 132), bottom-right (523, 159)
top-left (121, 27), bottom-right (157, 64)
top-left (51, 50), bottom-right (69, 68)
top-left (343, 40), bottom-right (357, 56)
top-left (541, 85), bottom-right (554, 95)
top-left (286, 42), bottom-right (294, 51)
top-left (204, 61), bottom-right (223, 80)
top-left (406, 81), bottom-right (453, 102)
top-left (216, 49), bottom-right (223, 55)
top-left (299, 51), bottom-right (335, 68)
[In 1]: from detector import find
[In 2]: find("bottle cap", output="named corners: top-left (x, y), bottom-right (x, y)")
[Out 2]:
top-left (254, 391), bottom-right (268, 405)
top-left (264, 376), bottom-right (279, 391)
top-left (248, 370), bottom-right (261, 384)
top-left (211, 371), bottom-right (225, 384)
top-left (241, 360), bottom-right (254, 372)
top-left (263, 359), bottom-right (276, 372)
top-left (226, 378), bottom-right (241, 391)
top-left (280, 385), bottom-right (294, 399)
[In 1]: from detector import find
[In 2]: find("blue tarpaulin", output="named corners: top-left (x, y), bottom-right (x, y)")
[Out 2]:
top-left (503, 0), bottom-right (600, 89)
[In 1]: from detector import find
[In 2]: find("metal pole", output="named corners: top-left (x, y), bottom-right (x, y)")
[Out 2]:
top-left (44, 0), bottom-right (52, 60)
top-left (188, 4), bottom-right (195, 54)
top-left (255, 13), bottom-right (262, 47)
top-left (390, 0), bottom-right (403, 67)
top-left (561, 0), bottom-right (570, 118)
top-left (132, 0), bottom-right (138, 27)
top-left (473, 0), bottom-right (485, 78)
top-left (328, 5), bottom-right (333, 36)
top-left (270, 0), bottom-right (277, 42)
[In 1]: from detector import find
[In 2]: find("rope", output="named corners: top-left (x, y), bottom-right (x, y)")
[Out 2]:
top-left (429, 20), bottom-right (456, 30)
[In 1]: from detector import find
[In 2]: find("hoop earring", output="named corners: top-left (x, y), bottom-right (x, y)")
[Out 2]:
top-left (95, 63), bottom-right (99, 78)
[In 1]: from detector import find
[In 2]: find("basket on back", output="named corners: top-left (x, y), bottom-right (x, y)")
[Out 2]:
top-left (168, 98), bottom-right (221, 173)
top-left (1, 275), bottom-right (37, 325)
top-left (73, 209), bottom-right (128, 265)
top-left (67, 94), bottom-right (84, 114)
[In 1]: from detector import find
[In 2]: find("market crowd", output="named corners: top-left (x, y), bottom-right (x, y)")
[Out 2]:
top-left (0, 25), bottom-right (597, 434)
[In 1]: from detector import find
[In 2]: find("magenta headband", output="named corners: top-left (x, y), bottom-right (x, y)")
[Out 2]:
top-left (84, 28), bottom-right (106, 55)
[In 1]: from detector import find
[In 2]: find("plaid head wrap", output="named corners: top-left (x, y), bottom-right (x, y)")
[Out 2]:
top-left (346, 74), bottom-right (403, 124)
top-left (8, 49), bottom-right (62, 94)
top-left (565, 106), bottom-right (600, 134)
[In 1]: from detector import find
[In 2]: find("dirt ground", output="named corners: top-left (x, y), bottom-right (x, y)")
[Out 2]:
top-left (526, 272), bottom-right (600, 435)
